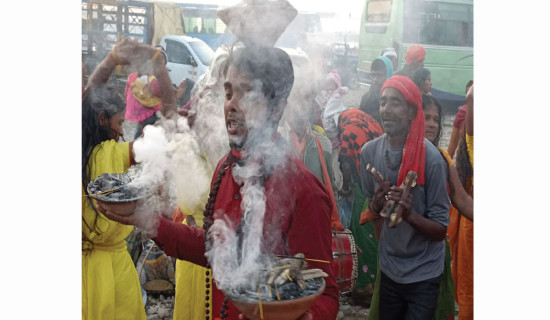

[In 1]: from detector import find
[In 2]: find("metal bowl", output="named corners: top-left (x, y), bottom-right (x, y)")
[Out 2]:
top-left (87, 173), bottom-right (155, 216)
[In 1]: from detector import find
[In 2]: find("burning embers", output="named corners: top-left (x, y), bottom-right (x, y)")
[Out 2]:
top-left (225, 253), bottom-right (327, 302)
top-left (224, 254), bottom-right (327, 320)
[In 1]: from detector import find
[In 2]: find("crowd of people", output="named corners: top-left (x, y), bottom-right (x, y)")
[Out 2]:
top-left (82, 36), bottom-right (474, 320)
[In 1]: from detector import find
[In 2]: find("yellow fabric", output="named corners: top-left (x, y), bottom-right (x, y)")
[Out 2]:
top-left (466, 133), bottom-right (473, 168)
top-left (312, 124), bottom-right (326, 136)
top-left (82, 140), bottom-right (146, 320)
top-left (438, 147), bottom-right (454, 166)
top-left (173, 214), bottom-right (212, 320)
top-left (175, 148), bottom-right (213, 217)
top-left (130, 76), bottom-right (162, 108)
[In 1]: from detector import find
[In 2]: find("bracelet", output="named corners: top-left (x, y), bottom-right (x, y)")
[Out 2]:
top-left (110, 45), bottom-right (121, 65)
top-left (368, 204), bottom-right (380, 216)
top-left (151, 48), bottom-right (162, 62)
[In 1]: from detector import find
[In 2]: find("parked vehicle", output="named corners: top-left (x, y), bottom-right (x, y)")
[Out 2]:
top-left (357, 0), bottom-right (473, 110)
top-left (82, 0), bottom-right (213, 88)
top-left (326, 42), bottom-right (359, 89)
top-left (159, 35), bottom-right (214, 86)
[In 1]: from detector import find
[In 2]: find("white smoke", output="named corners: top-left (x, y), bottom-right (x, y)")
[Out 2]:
top-left (124, 48), bottom-right (232, 229)
top-left (205, 84), bottom-right (290, 294)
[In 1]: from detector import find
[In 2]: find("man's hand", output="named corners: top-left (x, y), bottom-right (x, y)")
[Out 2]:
top-left (112, 37), bottom-right (143, 65)
top-left (96, 202), bottom-right (137, 225)
top-left (370, 180), bottom-right (392, 214)
top-left (386, 186), bottom-right (414, 222)
top-left (96, 201), bottom-right (160, 237)
top-left (178, 107), bottom-right (196, 127)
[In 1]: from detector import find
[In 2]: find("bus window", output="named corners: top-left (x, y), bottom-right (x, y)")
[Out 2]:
top-left (366, 0), bottom-right (392, 23)
top-left (404, 0), bottom-right (473, 47)
top-left (166, 40), bottom-right (192, 64)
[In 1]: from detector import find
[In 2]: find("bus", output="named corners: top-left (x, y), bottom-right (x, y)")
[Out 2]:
top-left (357, 0), bottom-right (473, 109)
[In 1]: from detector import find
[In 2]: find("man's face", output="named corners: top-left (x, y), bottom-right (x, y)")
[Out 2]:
top-left (223, 65), bottom-right (270, 149)
top-left (379, 87), bottom-right (415, 138)
top-left (371, 67), bottom-right (386, 88)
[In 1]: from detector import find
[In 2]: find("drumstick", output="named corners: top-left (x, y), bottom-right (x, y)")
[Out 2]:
top-left (388, 171), bottom-right (418, 228)
top-left (366, 163), bottom-right (394, 218)
top-left (366, 164), bottom-right (391, 193)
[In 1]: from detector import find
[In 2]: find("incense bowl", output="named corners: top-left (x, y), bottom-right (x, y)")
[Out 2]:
top-left (225, 278), bottom-right (325, 320)
top-left (87, 173), bottom-right (155, 216)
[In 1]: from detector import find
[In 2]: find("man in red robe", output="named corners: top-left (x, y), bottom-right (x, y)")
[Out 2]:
top-left (99, 46), bottom-right (339, 320)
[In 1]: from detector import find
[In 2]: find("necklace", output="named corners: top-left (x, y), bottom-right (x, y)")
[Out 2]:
top-left (384, 148), bottom-right (402, 171)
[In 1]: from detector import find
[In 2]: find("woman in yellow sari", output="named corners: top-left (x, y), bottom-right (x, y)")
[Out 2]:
top-left (82, 38), bottom-right (176, 319)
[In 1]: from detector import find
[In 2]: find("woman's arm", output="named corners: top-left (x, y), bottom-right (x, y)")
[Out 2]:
top-left (466, 85), bottom-right (473, 136)
top-left (87, 38), bottom-right (177, 119)
top-left (447, 126), bottom-right (460, 159)
top-left (449, 165), bottom-right (473, 221)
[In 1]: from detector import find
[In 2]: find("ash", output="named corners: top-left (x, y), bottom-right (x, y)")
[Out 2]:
top-left (232, 277), bottom-right (324, 303)
top-left (146, 294), bottom-right (174, 320)
top-left (87, 172), bottom-right (154, 202)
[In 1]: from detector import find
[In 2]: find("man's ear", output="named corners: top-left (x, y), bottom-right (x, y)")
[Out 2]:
top-left (272, 99), bottom-right (287, 124)
top-left (98, 111), bottom-right (108, 126)
top-left (408, 104), bottom-right (418, 121)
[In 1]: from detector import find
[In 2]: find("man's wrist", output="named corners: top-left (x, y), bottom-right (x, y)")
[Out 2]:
top-left (368, 203), bottom-right (381, 216)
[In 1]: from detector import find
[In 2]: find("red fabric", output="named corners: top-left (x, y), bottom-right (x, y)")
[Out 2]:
top-left (453, 105), bottom-right (467, 129)
top-left (153, 149), bottom-right (340, 320)
top-left (405, 45), bottom-right (426, 65)
top-left (381, 75), bottom-right (426, 185)
top-left (124, 72), bottom-right (162, 122)
top-left (338, 108), bottom-right (384, 174)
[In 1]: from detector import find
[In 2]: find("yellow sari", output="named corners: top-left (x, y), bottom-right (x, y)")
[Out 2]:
top-left (173, 152), bottom-right (213, 320)
top-left (82, 140), bottom-right (146, 320)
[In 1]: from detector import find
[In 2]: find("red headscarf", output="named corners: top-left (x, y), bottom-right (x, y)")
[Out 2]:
top-left (381, 75), bottom-right (426, 185)
top-left (405, 45), bottom-right (425, 65)
top-left (338, 108), bottom-right (383, 174)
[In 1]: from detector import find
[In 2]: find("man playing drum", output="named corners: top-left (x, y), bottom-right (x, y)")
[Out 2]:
top-left (359, 75), bottom-right (450, 320)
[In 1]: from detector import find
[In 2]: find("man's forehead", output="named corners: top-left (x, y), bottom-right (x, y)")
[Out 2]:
top-left (381, 87), bottom-right (405, 100)
top-left (225, 65), bottom-right (253, 89)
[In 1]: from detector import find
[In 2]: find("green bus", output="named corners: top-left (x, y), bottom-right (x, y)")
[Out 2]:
top-left (357, 0), bottom-right (473, 107)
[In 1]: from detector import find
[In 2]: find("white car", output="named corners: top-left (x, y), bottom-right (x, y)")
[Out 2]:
top-left (159, 35), bottom-right (215, 86)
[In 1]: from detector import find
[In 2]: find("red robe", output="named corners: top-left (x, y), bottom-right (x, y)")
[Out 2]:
top-left (153, 148), bottom-right (340, 320)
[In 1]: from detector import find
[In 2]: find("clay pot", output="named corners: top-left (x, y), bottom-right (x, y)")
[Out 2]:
top-left (225, 279), bottom-right (325, 320)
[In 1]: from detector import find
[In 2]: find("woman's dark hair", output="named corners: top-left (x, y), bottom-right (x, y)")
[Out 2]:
top-left (223, 46), bottom-right (294, 122)
top-left (421, 94), bottom-right (443, 146)
top-left (413, 67), bottom-right (431, 90)
top-left (456, 132), bottom-right (473, 190)
top-left (82, 84), bottom-right (125, 193)
top-left (421, 94), bottom-right (453, 196)
top-left (82, 84), bottom-right (125, 239)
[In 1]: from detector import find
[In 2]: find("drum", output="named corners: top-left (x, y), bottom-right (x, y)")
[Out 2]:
top-left (331, 229), bottom-right (358, 293)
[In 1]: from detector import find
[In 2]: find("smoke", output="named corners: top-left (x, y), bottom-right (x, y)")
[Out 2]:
top-left (188, 48), bottom-right (231, 168)
top-left (205, 81), bottom-right (291, 294)
top-left (122, 48), bottom-right (232, 233)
